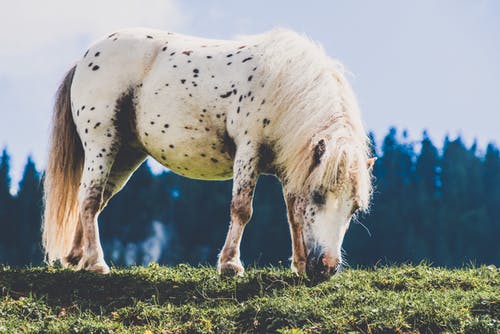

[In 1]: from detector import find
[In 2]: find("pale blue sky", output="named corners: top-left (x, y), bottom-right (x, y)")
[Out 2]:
top-left (1, 0), bottom-right (499, 187)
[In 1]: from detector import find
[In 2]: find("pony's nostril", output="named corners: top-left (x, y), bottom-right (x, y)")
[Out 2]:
top-left (306, 253), bottom-right (338, 281)
top-left (321, 254), bottom-right (339, 269)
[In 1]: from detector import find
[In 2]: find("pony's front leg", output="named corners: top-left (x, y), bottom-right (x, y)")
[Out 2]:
top-left (217, 148), bottom-right (258, 277)
top-left (284, 193), bottom-right (308, 275)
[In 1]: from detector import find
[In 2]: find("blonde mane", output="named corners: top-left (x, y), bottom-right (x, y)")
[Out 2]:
top-left (259, 29), bottom-right (373, 209)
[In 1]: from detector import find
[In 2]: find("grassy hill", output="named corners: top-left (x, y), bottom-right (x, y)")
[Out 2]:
top-left (0, 264), bottom-right (498, 333)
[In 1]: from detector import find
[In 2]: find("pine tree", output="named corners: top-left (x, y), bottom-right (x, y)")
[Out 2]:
top-left (412, 131), bottom-right (440, 261)
top-left (482, 144), bottom-right (500, 263)
top-left (15, 156), bottom-right (43, 265)
top-left (0, 148), bottom-right (14, 263)
top-left (367, 128), bottom-right (414, 263)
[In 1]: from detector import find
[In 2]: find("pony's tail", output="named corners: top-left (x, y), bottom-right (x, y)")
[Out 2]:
top-left (42, 65), bottom-right (83, 264)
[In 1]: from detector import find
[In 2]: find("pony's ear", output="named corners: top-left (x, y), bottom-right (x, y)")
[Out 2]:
top-left (367, 157), bottom-right (377, 170)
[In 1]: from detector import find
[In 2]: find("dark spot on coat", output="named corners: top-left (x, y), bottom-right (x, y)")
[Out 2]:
top-left (162, 46), bottom-right (167, 51)
top-left (226, 53), bottom-right (233, 57)
top-left (180, 79), bottom-right (186, 84)
top-left (146, 35), bottom-right (153, 39)
top-left (211, 158), bottom-right (219, 163)
top-left (242, 57), bottom-right (253, 63)
top-left (92, 65), bottom-right (100, 71)
top-left (94, 122), bottom-right (101, 129)
top-left (94, 52), bottom-right (100, 57)
top-left (221, 132), bottom-right (236, 160)
top-left (248, 75), bottom-right (253, 82)
top-left (220, 91), bottom-right (233, 98)
top-left (207, 55), bottom-right (212, 59)
top-left (113, 88), bottom-right (140, 146)
top-left (312, 190), bottom-right (326, 206)
top-left (309, 139), bottom-right (326, 173)
top-left (263, 118), bottom-right (270, 127)
top-left (182, 50), bottom-right (193, 55)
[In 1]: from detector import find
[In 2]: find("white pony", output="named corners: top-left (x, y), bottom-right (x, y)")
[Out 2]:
top-left (42, 28), bottom-right (374, 280)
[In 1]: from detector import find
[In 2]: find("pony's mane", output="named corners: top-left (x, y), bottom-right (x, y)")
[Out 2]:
top-left (256, 29), bottom-right (373, 209)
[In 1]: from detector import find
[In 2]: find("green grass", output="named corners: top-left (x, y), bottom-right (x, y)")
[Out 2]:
top-left (0, 263), bottom-right (498, 333)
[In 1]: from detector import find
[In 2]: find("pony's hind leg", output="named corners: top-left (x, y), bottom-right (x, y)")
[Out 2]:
top-left (63, 146), bottom-right (146, 268)
top-left (76, 148), bottom-right (117, 273)
top-left (217, 146), bottom-right (259, 276)
top-left (71, 98), bottom-right (128, 272)
top-left (62, 218), bottom-right (84, 266)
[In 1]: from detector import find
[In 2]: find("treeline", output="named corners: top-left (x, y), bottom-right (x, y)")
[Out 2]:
top-left (0, 128), bottom-right (499, 267)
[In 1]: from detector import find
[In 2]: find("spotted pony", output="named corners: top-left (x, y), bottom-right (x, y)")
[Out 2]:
top-left (42, 28), bottom-right (375, 280)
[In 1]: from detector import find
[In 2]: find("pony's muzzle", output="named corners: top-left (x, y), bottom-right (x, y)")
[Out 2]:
top-left (306, 250), bottom-right (339, 281)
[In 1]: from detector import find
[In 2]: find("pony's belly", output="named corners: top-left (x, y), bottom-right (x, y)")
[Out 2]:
top-left (141, 128), bottom-right (234, 180)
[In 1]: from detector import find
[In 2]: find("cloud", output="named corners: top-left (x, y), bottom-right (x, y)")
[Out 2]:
top-left (0, 0), bottom-right (186, 56)
top-left (0, 0), bottom-right (187, 190)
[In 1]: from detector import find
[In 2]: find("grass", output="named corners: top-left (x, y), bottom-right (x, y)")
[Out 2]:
top-left (0, 263), bottom-right (498, 333)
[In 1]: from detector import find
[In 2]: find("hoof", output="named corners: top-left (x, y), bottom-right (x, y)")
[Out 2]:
top-left (77, 254), bottom-right (110, 274)
top-left (291, 260), bottom-right (306, 275)
top-left (62, 248), bottom-right (83, 267)
top-left (218, 260), bottom-right (244, 277)
top-left (85, 263), bottom-right (110, 274)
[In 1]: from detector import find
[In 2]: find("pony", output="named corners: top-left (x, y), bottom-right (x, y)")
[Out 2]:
top-left (42, 28), bottom-right (375, 280)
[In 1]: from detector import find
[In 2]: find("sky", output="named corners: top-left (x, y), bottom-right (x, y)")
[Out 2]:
top-left (1, 0), bottom-right (499, 188)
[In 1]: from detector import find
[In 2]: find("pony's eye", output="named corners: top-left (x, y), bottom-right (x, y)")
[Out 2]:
top-left (311, 191), bottom-right (326, 205)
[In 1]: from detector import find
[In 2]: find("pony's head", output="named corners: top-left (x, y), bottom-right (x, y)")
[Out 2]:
top-left (262, 29), bottom-right (375, 279)
top-left (287, 135), bottom-right (375, 281)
